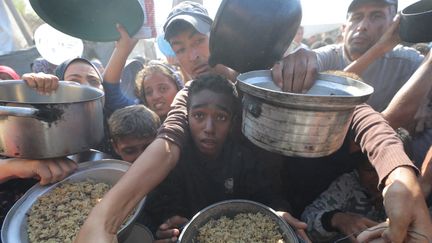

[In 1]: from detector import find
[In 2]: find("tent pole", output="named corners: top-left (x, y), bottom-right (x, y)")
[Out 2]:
top-left (4, 0), bottom-right (33, 47)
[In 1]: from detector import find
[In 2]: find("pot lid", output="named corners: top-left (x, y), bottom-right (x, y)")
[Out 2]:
top-left (30, 0), bottom-right (144, 42)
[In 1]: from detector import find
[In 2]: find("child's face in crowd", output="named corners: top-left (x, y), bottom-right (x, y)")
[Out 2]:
top-left (64, 61), bottom-right (103, 91)
top-left (188, 90), bottom-right (233, 160)
top-left (113, 136), bottom-right (154, 163)
top-left (169, 28), bottom-right (211, 79)
top-left (143, 72), bottom-right (178, 119)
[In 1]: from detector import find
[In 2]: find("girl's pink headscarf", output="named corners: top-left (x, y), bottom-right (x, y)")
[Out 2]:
top-left (0, 65), bottom-right (20, 80)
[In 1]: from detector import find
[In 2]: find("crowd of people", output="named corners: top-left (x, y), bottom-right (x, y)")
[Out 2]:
top-left (2, 0), bottom-right (432, 242)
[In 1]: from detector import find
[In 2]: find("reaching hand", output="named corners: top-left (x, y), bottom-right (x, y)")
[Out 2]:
top-left (155, 215), bottom-right (189, 243)
top-left (357, 221), bottom-right (432, 243)
top-left (358, 167), bottom-right (432, 242)
top-left (276, 211), bottom-right (311, 243)
top-left (1, 157), bottom-right (77, 185)
top-left (115, 24), bottom-right (139, 54)
top-left (22, 73), bottom-right (60, 95)
top-left (271, 48), bottom-right (318, 93)
top-left (331, 212), bottom-right (378, 242)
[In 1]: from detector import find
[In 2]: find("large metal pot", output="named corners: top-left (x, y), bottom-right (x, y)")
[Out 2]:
top-left (237, 71), bottom-right (374, 158)
top-left (0, 80), bottom-right (104, 159)
top-left (208, 0), bottom-right (302, 73)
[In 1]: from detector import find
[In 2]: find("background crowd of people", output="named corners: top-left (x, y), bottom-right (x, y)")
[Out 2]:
top-left (1, 0), bottom-right (432, 242)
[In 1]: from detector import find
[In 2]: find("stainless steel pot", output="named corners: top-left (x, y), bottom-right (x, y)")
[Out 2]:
top-left (237, 71), bottom-right (374, 158)
top-left (0, 80), bottom-right (104, 158)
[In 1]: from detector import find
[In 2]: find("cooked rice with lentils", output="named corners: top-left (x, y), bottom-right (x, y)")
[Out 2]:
top-left (196, 212), bottom-right (285, 243)
top-left (27, 180), bottom-right (110, 243)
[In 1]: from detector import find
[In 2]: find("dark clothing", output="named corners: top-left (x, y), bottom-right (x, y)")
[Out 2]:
top-left (281, 138), bottom-right (354, 217)
top-left (0, 179), bottom-right (37, 227)
top-left (142, 139), bottom-right (289, 233)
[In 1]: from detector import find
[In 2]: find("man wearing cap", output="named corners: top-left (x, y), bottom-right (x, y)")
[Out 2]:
top-left (76, 1), bottom-right (432, 243)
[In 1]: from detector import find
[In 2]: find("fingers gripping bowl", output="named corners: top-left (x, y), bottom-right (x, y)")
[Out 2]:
top-left (1, 160), bottom-right (146, 243)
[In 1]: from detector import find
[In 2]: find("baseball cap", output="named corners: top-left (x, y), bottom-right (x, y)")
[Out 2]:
top-left (348, 0), bottom-right (398, 13)
top-left (163, 1), bottom-right (213, 41)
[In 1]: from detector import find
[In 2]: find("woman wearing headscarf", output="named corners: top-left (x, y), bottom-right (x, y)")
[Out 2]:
top-left (22, 57), bottom-right (116, 156)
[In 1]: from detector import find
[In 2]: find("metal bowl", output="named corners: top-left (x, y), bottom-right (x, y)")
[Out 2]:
top-left (400, 0), bottom-right (432, 43)
top-left (1, 159), bottom-right (146, 243)
top-left (178, 199), bottom-right (299, 243)
top-left (237, 70), bottom-right (374, 157)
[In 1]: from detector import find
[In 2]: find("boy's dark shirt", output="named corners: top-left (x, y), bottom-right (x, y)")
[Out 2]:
top-left (141, 138), bottom-right (289, 233)
top-left (0, 179), bottom-right (37, 229)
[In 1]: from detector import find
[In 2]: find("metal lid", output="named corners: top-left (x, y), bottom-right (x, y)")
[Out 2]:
top-left (237, 70), bottom-right (374, 110)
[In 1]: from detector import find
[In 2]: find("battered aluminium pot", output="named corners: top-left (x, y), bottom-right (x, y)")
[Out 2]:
top-left (0, 81), bottom-right (104, 159)
top-left (237, 71), bottom-right (374, 158)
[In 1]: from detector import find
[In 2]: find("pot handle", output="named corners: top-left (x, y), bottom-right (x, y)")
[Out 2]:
top-left (0, 106), bottom-right (39, 118)
top-left (243, 96), bottom-right (262, 118)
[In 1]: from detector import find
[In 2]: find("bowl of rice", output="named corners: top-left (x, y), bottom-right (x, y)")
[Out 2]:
top-left (178, 199), bottom-right (300, 243)
top-left (1, 159), bottom-right (146, 243)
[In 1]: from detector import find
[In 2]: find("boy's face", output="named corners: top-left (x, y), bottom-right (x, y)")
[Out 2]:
top-left (113, 136), bottom-right (154, 163)
top-left (169, 28), bottom-right (211, 79)
top-left (188, 90), bottom-right (233, 159)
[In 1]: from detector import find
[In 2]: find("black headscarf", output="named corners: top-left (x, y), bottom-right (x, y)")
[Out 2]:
top-left (54, 57), bottom-right (102, 81)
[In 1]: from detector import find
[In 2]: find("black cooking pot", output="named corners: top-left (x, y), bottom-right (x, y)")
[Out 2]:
top-left (208, 0), bottom-right (302, 73)
top-left (400, 0), bottom-right (432, 43)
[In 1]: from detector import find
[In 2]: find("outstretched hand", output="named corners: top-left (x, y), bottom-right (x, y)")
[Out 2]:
top-left (276, 211), bottom-right (311, 243)
top-left (0, 157), bottom-right (77, 185)
top-left (357, 167), bottom-right (432, 243)
top-left (115, 24), bottom-right (139, 53)
top-left (155, 215), bottom-right (189, 243)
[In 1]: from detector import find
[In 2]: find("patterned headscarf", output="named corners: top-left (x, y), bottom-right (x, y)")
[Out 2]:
top-left (31, 58), bottom-right (57, 75)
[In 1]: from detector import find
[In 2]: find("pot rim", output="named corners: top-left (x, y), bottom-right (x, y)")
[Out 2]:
top-left (237, 70), bottom-right (374, 109)
top-left (0, 80), bottom-right (104, 104)
top-left (401, 0), bottom-right (432, 16)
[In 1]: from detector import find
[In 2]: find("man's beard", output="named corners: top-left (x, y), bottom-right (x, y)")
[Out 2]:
top-left (347, 43), bottom-right (373, 60)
